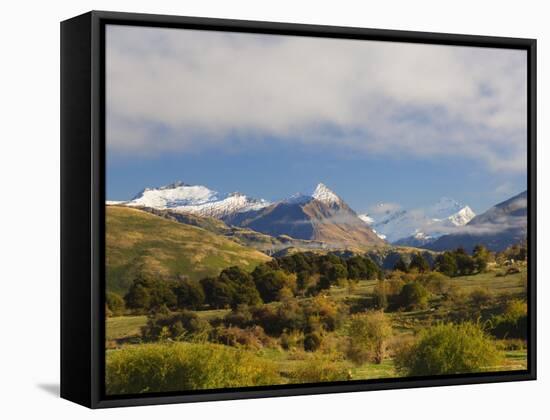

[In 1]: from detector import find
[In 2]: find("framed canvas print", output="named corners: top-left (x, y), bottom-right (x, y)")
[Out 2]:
top-left (60, 11), bottom-right (536, 408)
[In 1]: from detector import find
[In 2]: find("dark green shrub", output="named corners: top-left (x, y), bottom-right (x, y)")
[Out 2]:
top-left (303, 332), bottom-right (322, 352)
top-left (252, 267), bottom-right (296, 303)
top-left (409, 254), bottom-right (430, 273)
top-left (394, 322), bottom-right (501, 376)
top-left (125, 283), bottom-right (151, 310)
top-left (435, 252), bottom-right (458, 277)
top-left (346, 255), bottom-right (381, 280)
top-left (124, 276), bottom-right (177, 312)
top-left (393, 257), bottom-right (409, 272)
top-left (174, 280), bottom-right (205, 310)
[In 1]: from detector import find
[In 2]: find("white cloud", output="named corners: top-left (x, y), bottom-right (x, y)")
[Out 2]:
top-left (106, 25), bottom-right (527, 172)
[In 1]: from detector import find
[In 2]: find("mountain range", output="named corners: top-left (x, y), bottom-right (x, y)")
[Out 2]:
top-left (123, 182), bottom-right (384, 249)
top-left (110, 181), bottom-right (527, 253)
top-left (424, 191), bottom-right (527, 252)
top-left (359, 198), bottom-right (477, 245)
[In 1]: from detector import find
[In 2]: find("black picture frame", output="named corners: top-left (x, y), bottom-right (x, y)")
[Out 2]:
top-left (61, 10), bottom-right (537, 409)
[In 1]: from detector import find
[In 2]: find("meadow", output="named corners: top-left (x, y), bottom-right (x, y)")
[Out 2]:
top-left (106, 248), bottom-right (528, 394)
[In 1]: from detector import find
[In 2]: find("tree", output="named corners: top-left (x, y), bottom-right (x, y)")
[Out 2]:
top-left (174, 281), bottom-right (205, 310)
top-left (253, 268), bottom-right (296, 303)
top-left (346, 312), bottom-right (392, 364)
top-left (473, 244), bottom-right (490, 273)
top-left (435, 252), bottom-right (458, 277)
top-left (200, 276), bottom-right (234, 309)
top-left (347, 256), bottom-right (381, 280)
top-left (372, 281), bottom-right (388, 310)
top-left (398, 282), bottom-right (429, 310)
top-left (125, 282), bottom-right (151, 310)
top-left (455, 253), bottom-right (475, 275)
top-left (220, 266), bottom-right (262, 308)
top-left (296, 270), bottom-right (310, 291)
top-left (318, 274), bottom-right (332, 291)
top-left (106, 292), bottom-right (125, 316)
top-left (393, 256), bottom-right (409, 272)
top-left (148, 280), bottom-right (177, 310)
top-left (328, 264), bottom-right (348, 284)
top-left (409, 253), bottom-right (430, 273)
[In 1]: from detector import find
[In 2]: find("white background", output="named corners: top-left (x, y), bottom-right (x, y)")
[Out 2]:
top-left (0, 0), bottom-right (547, 418)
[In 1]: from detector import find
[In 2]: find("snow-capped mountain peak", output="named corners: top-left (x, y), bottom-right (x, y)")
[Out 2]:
top-left (312, 183), bottom-right (341, 205)
top-left (129, 182), bottom-right (219, 209)
top-left (447, 205), bottom-right (476, 226)
top-left (363, 197), bottom-right (476, 244)
top-left (428, 197), bottom-right (464, 219)
top-left (126, 181), bottom-right (270, 218)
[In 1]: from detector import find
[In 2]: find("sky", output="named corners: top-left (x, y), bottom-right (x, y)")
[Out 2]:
top-left (105, 24), bottom-right (527, 215)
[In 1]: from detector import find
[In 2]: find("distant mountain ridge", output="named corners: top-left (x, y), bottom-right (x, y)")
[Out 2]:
top-left (109, 182), bottom-right (527, 252)
top-left (425, 191), bottom-right (527, 252)
top-left (359, 197), bottom-right (476, 245)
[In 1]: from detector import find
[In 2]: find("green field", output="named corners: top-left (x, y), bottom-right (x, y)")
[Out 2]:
top-left (107, 265), bottom-right (528, 384)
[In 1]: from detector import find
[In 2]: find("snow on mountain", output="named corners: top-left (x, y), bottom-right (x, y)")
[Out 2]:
top-left (312, 183), bottom-right (341, 205)
top-left (357, 214), bottom-right (387, 240)
top-left (126, 181), bottom-right (270, 218)
top-left (128, 181), bottom-right (219, 208)
top-left (358, 214), bottom-right (374, 225)
top-left (364, 199), bottom-right (476, 244)
top-left (177, 192), bottom-right (270, 219)
top-left (446, 206), bottom-right (476, 226)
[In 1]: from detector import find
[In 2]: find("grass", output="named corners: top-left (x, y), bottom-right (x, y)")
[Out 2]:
top-left (451, 269), bottom-right (524, 294)
top-left (106, 315), bottom-right (147, 341)
top-left (106, 206), bottom-right (271, 294)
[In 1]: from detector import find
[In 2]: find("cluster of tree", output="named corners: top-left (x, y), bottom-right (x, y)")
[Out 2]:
top-left (393, 253), bottom-right (431, 273)
top-left (497, 242), bottom-right (527, 263)
top-left (269, 253), bottom-right (382, 296)
top-left (109, 252), bottom-right (383, 315)
top-left (434, 245), bottom-right (491, 277)
top-left (392, 246), bottom-right (491, 278)
top-left (138, 295), bottom-right (345, 353)
top-left (224, 296), bottom-right (344, 338)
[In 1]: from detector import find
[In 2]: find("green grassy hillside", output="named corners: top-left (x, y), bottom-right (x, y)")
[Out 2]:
top-left (106, 206), bottom-right (271, 294)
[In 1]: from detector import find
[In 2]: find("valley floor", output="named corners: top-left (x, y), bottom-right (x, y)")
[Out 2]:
top-left (106, 268), bottom-right (528, 391)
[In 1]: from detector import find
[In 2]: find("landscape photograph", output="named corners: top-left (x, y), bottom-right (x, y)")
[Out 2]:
top-left (104, 24), bottom-right (529, 395)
